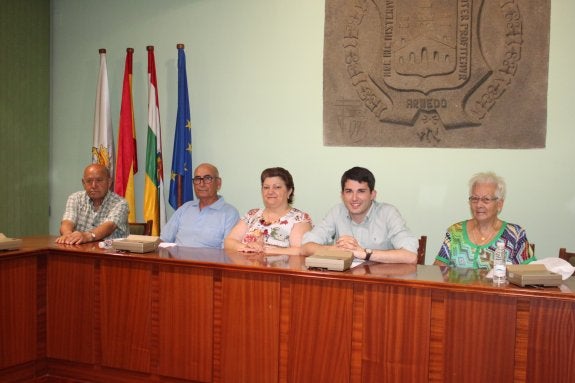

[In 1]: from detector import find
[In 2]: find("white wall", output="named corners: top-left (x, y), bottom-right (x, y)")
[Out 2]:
top-left (50, 0), bottom-right (575, 262)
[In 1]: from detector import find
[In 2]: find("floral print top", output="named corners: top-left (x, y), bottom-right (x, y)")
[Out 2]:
top-left (241, 208), bottom-right (312, 248)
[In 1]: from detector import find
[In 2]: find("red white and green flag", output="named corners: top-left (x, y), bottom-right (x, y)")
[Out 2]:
top-left (143, 46), bottom-right (166, 235)
top-left (114, 48), bottom-right (138, 222)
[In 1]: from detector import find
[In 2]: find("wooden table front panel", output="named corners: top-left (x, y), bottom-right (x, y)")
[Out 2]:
top-left (526, 298), bottom-right (575, 383)
top-left (287, 278), bottom-right (354, 383)
top-left (46, 255), bottom-right (95, 363)
top-left (217, 271), bottom-right (281, 383)
top-left (360, 284), bottom-right (432, 383)
top-left (99, 259), bottom-right (152, 373)
top-left (158, 265), bottom-right (214, 382)
top-left (0, 257), bottom-right (37, 369)
top-left (440, 291), bottom-right (518, 383)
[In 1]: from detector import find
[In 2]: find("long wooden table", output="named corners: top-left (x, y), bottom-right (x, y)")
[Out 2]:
top-left (1, 237), bottom-right (574, 383)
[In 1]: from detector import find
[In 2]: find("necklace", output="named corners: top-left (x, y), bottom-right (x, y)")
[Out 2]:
top-left (259, 216), bottom-right (278, 226)
top-left (260, 208), bottom-right (290, 226)
top-left (260, 213), bottom-right (280, 226)
top-left (472, 221), bottom-right (499, 244)
top-left (476, 228), bottom-right (492, 242)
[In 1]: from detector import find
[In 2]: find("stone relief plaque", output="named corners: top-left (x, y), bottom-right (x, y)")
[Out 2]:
top-left (323, 0), bottom-right (550, 148)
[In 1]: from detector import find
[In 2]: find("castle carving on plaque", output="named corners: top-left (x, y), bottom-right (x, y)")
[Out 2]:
top-left (323, 0), bottom-right (550, 148)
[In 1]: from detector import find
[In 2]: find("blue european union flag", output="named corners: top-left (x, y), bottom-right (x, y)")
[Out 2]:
top-left (169, 45), bottom-right (193, 209)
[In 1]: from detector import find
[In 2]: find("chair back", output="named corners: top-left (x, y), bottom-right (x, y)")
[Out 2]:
top-left (129, 220), bottom-right (153, 236)
top-left (559, 248), bottom-right (575, 267)
top-left (417, 236), bottom-right (427, 265)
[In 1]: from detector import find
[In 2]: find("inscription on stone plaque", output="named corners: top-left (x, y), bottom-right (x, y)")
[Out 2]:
top-left (323, 0), bottom-right (550, 148)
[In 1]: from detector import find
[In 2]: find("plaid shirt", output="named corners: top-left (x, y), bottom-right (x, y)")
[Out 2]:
top-left (62, 190), bottom-right (129, 239)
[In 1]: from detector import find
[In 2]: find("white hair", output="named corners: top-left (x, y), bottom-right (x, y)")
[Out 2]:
top-left (468, 171), bottom-right (506, 200)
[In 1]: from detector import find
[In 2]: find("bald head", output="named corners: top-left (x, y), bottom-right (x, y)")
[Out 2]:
top-left (81, 163), bottom-right (112, 204)
top-left (84, 163), bottom-right (111, 179)
top-left (193, 163), bottom-right (221, 208)
top-left (195, 163), bottom-right (219, 178)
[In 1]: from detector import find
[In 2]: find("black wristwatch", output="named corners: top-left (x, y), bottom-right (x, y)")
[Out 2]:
top-left (364, 248), bottom-right (373, 261)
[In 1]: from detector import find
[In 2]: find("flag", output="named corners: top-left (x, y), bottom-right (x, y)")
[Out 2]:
top-left (169, 44), bottom-right (193, 209)
top-left (92, 48), bottom-right (115, 182)
top-left (114, 48), bottom-right (138, 222)
top-left (143, 46), bottom-right (166, 236)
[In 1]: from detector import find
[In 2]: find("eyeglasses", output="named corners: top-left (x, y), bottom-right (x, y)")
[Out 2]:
top-left (83, 178), bottom-right (108, 185)
top-left (193, 175), bottom-right (219, 184)
top-left (468, 196), bottom-right (499, 204)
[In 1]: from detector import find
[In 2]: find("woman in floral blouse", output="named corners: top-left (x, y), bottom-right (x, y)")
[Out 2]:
top-left (224, 167), bottom-right (312, 255)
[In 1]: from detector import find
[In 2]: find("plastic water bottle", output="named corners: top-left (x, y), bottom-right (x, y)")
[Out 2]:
top-left (493, 241), bottom-right (507, 286)
top-left (98, 239), bottom-right (113, 249)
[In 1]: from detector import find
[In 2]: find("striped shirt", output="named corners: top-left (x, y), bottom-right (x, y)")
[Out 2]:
top-left (302, 201), bottom-right (418, 253)
top-left (436, 221), bottom-right (535, 269)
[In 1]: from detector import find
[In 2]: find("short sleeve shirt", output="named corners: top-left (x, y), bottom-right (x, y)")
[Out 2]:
top-left (435, 221), bottom-right (535, 269)
top-left (62, 191), bottom-right (129, 239)
top-left (160, 196), bottom-right (240, 248)
top-left (241, 207), bottom-right (312, 248)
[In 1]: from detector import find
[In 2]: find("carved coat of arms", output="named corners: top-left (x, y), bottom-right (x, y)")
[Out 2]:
top-left (324, 0), bottom-right (549, 148)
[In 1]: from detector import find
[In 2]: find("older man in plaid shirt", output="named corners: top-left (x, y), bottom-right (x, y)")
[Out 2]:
top-left (56, 164), bottom-right (129, 245)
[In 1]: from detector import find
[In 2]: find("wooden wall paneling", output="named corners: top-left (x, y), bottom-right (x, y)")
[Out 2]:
top-left (36, 255), bottom-right (47, 370)
top-left (158, 265), bottom-right (214, 382)
top-left (429, 290), bottom-right (447, 383)
top-left (278, 277), bottom-right (292, 383)
top-left (212, 271), bottom-right (223, 383)
top-left (287, 278), bottom-right (354, 383)
top-left (218, 271), bottom-right (281, 383)
top-left (46, 255), bottom-right (95, 363)
top-left (94, 259), bottom-right (102, 367)
top-left (513, 299), bottom-right (530, 383)
top-left (3, 243), bottom-right (575, 383)
top-left (526, 298), bottom-right (575, 383)
top-left (350, 284), bottom-right (366, 383)
top-left (99, 260), bottom-right (152, 373)
top-left (360, 284), bottom-right (432, 383)
top-left (151, 264), bottom-right (159, 375)
top-left (443, 292), bottom-right (517, 383)
top-left (0, 257), bottom-right (38, 369)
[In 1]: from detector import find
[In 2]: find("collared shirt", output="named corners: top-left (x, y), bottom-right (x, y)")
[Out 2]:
top-left (160, 196), bottom-right (239, 248)
top-left (302, 200), bottom-right (418, 253)
top-left (62, 190), bottom-right (129, 239)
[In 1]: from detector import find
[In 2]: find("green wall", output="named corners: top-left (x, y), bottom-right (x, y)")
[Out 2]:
top-left (0, 0), bottom-right (50, 237)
